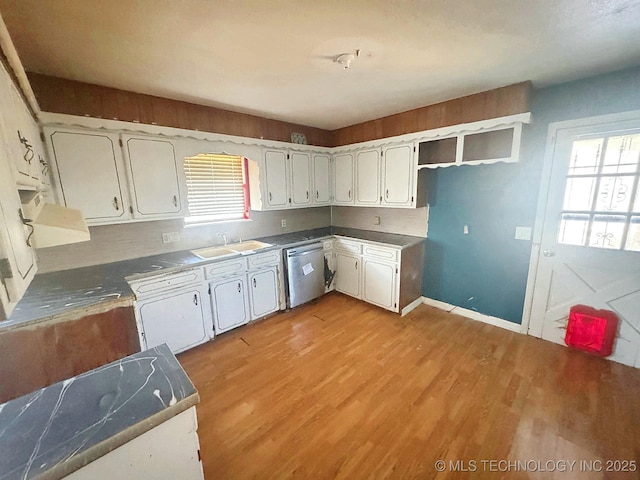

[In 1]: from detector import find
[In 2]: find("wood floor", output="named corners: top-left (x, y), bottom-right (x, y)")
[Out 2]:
top-left (178, 293), bottom-right (640, 479)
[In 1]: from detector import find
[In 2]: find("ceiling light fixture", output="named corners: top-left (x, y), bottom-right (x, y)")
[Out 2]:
top-left (336, 49), bottom-right (361, 70)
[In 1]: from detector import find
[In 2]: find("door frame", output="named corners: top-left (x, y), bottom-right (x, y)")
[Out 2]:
top-left (521, 109), bottom-right (640, 335)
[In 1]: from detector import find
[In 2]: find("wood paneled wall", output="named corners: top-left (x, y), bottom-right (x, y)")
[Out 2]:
top-left (0, 306), bottom-right (139, 403)
top-left (27, 73), bottom-right (333, 147)
top-left (331, 82), bottom-right (531, 146)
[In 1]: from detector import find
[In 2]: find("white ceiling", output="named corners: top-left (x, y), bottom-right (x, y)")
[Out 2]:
top-left (1, 0), bottom-right (640, 130)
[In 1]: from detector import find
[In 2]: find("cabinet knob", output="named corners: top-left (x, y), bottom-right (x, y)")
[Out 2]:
top-left (253, 278), bottom-right (257, 288)
top-left (113, 196), bottom-right (120, 211)
top-left (172, 195), bottom-right (178, 207)
top-left (237, 282), bottom-right (241, 292)
top-left (193, 294), bottom-right (198, 305)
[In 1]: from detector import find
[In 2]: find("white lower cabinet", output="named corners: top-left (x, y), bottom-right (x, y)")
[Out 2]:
top-left (137, 285), bottom-right (212, 354)
top-left (210, 275), bottom-right (251, 333)
top-left (248, 267), bottom-right (279, 320)
top-left (362, 259), bottom-right (397, 311)
top-left (335, 252), bottom-right (361, 299)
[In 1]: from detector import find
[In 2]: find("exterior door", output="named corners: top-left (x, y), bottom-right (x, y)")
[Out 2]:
top-left (123, 136), bottom-right (182, 217)
top-left (528, 116), bottom-right (640, 368)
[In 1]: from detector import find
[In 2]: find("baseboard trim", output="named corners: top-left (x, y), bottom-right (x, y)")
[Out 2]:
top-left (422, 297), bottom-right (522, 333)
top-left (401, 297), bottom-right (423, 316)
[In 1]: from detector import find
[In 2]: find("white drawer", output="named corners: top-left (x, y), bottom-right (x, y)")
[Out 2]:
top-left (335, 238), bottom-right (362, 255)
top-left (204, 257), bottom-right (248, 279)
top-left (362, 244), bottom-right (399, 262)
top-left (322, 239), bottom-right (334, 251)
top-left (247, 249), bottom-right (281, 269)
top-left (129, 268), bottom-right (204, 297)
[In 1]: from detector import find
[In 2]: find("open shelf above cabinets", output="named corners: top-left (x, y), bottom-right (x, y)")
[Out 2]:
top-left (417, 122), bottom-right (523, 169)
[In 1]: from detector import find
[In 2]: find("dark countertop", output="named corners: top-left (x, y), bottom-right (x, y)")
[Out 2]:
top-left (4, 227), bottom-right (424, 331)
top-left (0, 344), bottom-right (198, 480)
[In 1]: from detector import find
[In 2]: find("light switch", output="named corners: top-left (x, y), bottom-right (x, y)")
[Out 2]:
top-left (515, 226), bottom-right (532, 240)
top-left (463, 225), bottom-right (469, 235)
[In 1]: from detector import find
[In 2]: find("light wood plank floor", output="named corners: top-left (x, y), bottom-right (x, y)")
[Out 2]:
top-left (179, 293), bottom-right (640, 479)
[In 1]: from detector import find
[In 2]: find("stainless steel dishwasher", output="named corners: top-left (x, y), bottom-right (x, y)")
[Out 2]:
top-left (284, 242), bottom-right (325, 308)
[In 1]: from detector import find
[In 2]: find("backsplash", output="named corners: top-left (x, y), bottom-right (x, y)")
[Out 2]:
top-left (331, 206), bottom-right (429, 237)
top-left (36, 207), bottom-right (331, 273)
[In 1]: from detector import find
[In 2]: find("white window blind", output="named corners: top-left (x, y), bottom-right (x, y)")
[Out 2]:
top-left (184, 154), bottom-right (249, 224)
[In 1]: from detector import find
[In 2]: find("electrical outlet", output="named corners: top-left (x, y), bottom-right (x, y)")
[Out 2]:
top-left (373, 216), bottom-right (381, 225)
top-left (281, 219), bottom-right (287, 228)
top-left (162, 232), bottom-right (180, 243)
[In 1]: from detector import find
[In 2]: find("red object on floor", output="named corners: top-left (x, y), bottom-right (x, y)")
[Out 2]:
top-left (564, 305), bottom-right (618, 357)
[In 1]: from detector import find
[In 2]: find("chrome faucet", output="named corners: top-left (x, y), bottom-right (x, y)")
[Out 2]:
top-left (217, 232), bottom-right (228, 245)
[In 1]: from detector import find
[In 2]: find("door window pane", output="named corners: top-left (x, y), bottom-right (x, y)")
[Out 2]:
top-left (562, 177), bottom-right (596, 211)
top-left (558, 213), bottom-right (589, 246)
top-left (567, 138), bottom-right (602, 175)
top-left (594, 175), bottom-right (634, 212)
top-left (626, 217), bottom-right (640, 252)
top-left (602, 134), bottom-right (640, 174)
top-left (589, 215), bottom-right (626, 249)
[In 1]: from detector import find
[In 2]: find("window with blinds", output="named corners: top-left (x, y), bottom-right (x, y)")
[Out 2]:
top-left (184, 154), bottom-right (250, 224)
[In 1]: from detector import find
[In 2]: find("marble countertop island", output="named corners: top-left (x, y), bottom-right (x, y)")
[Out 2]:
top-left (0, 344), bottom-right (198, 480)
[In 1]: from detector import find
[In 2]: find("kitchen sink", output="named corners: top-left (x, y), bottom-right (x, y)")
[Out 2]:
top-left (191, 240), bottom-right (272, 259)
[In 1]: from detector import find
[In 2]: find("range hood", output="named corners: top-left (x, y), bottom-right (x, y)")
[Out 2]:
top-left (19, 192), bottom-right (90, 249)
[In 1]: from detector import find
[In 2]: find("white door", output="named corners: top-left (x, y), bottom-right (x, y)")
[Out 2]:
top-left (138, 287), bottom-right (209, 354)
top-left (363, 259), bottom-right (397, 311)
top-left (48, 129), bottom-right (130, 223)
top-left (290, 151), bottom-right (312, 206)
top-left (313, 154), bottom-right (331, 205)
top-left (210, 276), bottom-right (250, 333)
top-left (264, 150), bottom-right (289, 208)
top-left (528, 116), bottom-right (640, 368)
top-left (324, 251), bottom-right (334, 292)
top-left (248, 267), bottom-right (279, 320)
top-left (123, 136), bottom-right (182, 217)
top-left (335, 253), bottom-right (361, 298)
top-left (333, 153), bottom-right (354, 205)
top-left (355, 149), bottom-right (381, 205)
top-left (382, 144), bottom-right (415, 206)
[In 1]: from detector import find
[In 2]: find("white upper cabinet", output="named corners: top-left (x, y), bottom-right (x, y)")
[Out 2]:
top-left (382, 143), bottom-right (416, 207)
top-left (290, 151), bottom-right (312, 206)
top-left (355, 149), bottom-right (381, 205)
top-left (122, 135), bottom-right (183, 219)
top-left (312, 153), bottom-right (331, 205)
top-left (264, 149), bottom-right (289, 208)
top-left (333, 152), bottom-right (354, 205)
top-left (46, 128), bottom-right (131, 224)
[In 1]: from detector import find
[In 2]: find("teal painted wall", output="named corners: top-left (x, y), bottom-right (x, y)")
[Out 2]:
top-left (422, 66), bottom-right (640, 324)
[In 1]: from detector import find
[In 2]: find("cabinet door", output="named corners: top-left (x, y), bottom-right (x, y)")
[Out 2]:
top-left (0, 146), bottom-right (37, 320)
top-left (313, 153), bottom-right (331, 205)
top-left (264, 150), bottom-right (289, 208)
top-left (290, 151), bottom-right (312, 206)
top-left (47, 129), bottom-right (130, 223)
top-left (335, 253), bottom-right (361, 298)
top-left (123, 136), bottom-right (182, 217)
top-left (324, 251), bottom-right (335, 292)
top-left (363, 259), bottom-right (397, 311)
top-left (355, 149), bottom-right (381, 205)
top-left (382, 144), bottom-right (415, 207)
top-left (210, 276), bottom-right (250, 333)
top-left (248, 267), bottom-right (279, 320)
top-left (138, 287), bottom-right (210, 354)
top-left (333, 153), bottom-right (354, 205)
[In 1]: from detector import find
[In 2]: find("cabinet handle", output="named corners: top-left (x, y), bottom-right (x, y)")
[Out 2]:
top-left (253, 278), bottom-right (257, 288)
top-left (355, 260), bottom-right (358, 270)
top-left (237, 282), bottom-right (241, 292)
top-left (348, 189), bottom-right (351, 199)
top-left (306, 191), bottom-right (309, 200)
top-left (113, 196), bottom-right (120, 211)
top-left (269, 192), bottom-right (272, 201)
top-left (316, 190), bottom-right (319, 199)
top-left (172, 195), bottom-right (177, 207)
top-left (193, 294), bottom-right (198, 306)
top-left (386, 189), bottom-right (389, 199)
